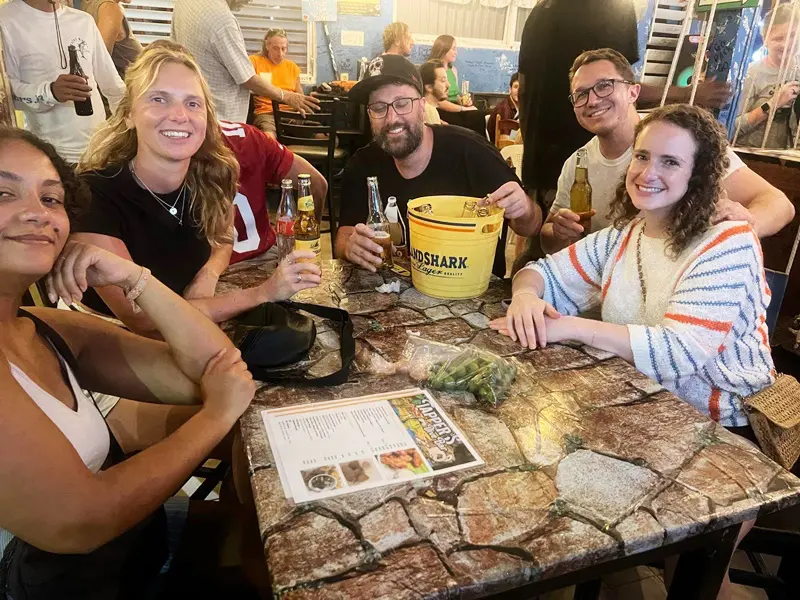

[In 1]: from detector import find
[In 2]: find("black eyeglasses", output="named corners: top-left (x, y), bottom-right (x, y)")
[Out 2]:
top-left (367, 97), bottom-right (421, 119)
top-left (569, 78), bottom-right (635, 107)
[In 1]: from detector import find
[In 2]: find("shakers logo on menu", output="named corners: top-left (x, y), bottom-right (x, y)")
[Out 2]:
top-left (410, 248), bottom-right (468, 277)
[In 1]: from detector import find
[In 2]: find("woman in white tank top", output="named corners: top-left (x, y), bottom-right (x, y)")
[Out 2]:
top-left (0, 128), bottom-right (255, 597)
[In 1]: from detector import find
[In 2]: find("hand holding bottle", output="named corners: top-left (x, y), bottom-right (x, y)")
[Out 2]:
top-left (51, 74), bottom-right (92, 103)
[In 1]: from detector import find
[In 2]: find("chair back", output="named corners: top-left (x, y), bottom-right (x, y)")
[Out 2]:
top-left (272, 98), bottom-right (339, 151)
top-left (495, 118), bottom-right (520, 149)
top-left (765, 222), bottom-right (800, 342)
top-left (501, 144), bottom-right (524, 179)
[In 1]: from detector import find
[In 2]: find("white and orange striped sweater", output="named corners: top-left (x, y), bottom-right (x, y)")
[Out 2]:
top-left (523, 218), bottom-right (775, 427)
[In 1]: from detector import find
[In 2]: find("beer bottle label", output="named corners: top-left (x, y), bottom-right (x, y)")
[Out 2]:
top-left (276, 217), bottom-right (294, 236)
top-left (295, 237), bottom-right (321, 258)
top-left (298, 195), bottom-right (314, 212)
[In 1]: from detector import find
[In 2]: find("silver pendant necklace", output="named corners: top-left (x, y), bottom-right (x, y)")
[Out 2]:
top-left (130, 160), bottom-right (186, 224)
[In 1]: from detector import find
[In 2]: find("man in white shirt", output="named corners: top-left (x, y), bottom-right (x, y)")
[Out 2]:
top-left (170, 0), bottom-right (318, 123)
top-left (0, 0), bottom-right (125, 164)
top-left (540, 48), bottom-right (795, 254)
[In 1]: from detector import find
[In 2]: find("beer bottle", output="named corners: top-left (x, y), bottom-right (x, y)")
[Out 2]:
top-left (276, 178), bottom-right (296, 261)
top-left (570, 148), bottom-right (592, 237)
top-left (68, 45), bottom-right (93, 117)
top-left (366, 176), bottom-right (393, 268)
top-left (294, 174), bottom-right (320, 263)
top-left (461, 199), bottom-right (478, 218)
top-left (384, 196), bottom-right (407, 258)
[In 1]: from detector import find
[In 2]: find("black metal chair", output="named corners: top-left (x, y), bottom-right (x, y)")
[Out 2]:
top-left (272, 98), bottom-right (350, 246)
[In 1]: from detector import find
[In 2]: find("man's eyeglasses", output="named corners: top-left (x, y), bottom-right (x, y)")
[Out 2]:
top-left (569, 78), bottom-right (635, 107)
top-left (367, 97), bottom-right (421, 119)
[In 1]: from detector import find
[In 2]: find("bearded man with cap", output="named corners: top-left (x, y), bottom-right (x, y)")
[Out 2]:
top-left (335, 55), bottom-right (543, 275)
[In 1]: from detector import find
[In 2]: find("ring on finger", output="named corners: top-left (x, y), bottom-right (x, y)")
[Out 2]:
top-left (295, 274), bottom-right (302, 283)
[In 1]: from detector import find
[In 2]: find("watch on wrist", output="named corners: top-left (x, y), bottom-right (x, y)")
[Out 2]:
top-left (761, 102), bottom-right (772, 115)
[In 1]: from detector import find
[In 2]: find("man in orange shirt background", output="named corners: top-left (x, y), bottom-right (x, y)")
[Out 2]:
top-left (249, 28), bottom-right (302, 137)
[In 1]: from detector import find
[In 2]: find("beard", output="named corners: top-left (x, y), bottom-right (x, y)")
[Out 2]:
top-left (374, 120), bottom-right (424, 159)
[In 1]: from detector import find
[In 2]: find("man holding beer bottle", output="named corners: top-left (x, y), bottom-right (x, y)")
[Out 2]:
top-left (336, 55), bottom-right (543, 275)
top-left (539, 48), bottom-right (794, 256)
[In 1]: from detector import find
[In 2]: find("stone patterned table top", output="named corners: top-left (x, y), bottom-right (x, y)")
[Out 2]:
top-left (220, 260), bottom-right (800, 600)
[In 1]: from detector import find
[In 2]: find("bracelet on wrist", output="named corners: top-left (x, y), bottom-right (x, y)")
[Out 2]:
top-left (124, 267), bottom-right (151, 315)
top-left (280, 88), bottom-right (285, 102)
top-left (512, 289), bottom-right (540, 299)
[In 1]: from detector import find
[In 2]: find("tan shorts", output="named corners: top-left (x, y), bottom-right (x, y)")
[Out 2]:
top-left (253, 112), bottom-right (276, 137)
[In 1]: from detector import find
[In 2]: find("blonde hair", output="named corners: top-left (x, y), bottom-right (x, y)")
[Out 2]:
top-left (78, 40), bottom-right (238, 245)
top-left (383, 22), bottom-right (410, 52)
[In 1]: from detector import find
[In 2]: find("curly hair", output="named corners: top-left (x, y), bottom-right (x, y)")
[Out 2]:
top-left (77, 40), bottom-right (238, 246)
top-left (609, 104), bottom-right (729, 257)
top-left (383, 22), bottom-right (410, 52)
top-left (0, 126), bottom-right (89, 226)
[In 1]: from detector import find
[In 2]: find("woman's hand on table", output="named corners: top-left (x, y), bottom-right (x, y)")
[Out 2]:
top-left (259, 250), bottom-right (322, 302)
top-left (489, 291), bottom-right (561, 349)
top-left (45, 240), bottom-right (142, 305)
top-left (344, 224), bottom-right (384, 273)
top-left (200, 348), bottom-right (255, 423)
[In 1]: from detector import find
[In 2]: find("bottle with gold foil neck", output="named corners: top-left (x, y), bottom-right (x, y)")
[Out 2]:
top-left (294, 174), bottom-right (320, 263)
top-left (570, 148), bottom-right (592, 237)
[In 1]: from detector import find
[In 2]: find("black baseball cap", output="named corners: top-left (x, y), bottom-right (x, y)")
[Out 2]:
top-left (348, 55), bottom-right (424, 105)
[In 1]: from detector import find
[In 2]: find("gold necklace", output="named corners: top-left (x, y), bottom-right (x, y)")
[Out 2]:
top-left (635, 222), bottom-right (647, 305)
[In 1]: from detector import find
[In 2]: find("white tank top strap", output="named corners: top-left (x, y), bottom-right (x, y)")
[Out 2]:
top-left (9, 357), bottom-right (110, 473)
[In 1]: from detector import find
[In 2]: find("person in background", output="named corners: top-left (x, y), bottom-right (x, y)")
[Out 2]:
top-left (248, 28), bottom-right (303, 138)
top-left (0, 0), bottom-right (125, 164)
top-left (81, 0), bottom-right (143, 78)
top-left (488, 72), bottom-right (520, 144)
top-left (539, 49), bottom-right (794, 256)
top-left (734, 3), bottom-right (800, 149)
top-left (0, 126), bottom-right (255, 598)
top-left (419, 60), bottom-right (447, 126)
top-left (383, 22), bottom-right (414, 58)
top-left (170, 0), bottom-right (318, 123)
top-left (427, 35), bottom-right (476, 114)
top-left (336, 55), bottom-right (542, 277)
top-left (73, 41), bottom-right (321, 341)
top-left (517, 0), bottom-right (732, 222)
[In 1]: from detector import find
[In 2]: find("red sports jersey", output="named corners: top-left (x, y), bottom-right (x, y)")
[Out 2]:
top-left (219, 120), bottom-right (294, 263)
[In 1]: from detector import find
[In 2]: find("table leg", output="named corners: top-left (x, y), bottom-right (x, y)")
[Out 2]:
top-left (667, 524), bottom-right (741, 600)
top-left (574, 579), bottom-right (602, 600)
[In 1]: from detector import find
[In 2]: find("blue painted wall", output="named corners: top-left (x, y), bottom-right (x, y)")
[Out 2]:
top-left (315, 0), bottom-right (652, 92)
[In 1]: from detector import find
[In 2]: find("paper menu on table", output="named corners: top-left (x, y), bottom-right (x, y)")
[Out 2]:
top-left (261, 388), bottom-right (483, 503)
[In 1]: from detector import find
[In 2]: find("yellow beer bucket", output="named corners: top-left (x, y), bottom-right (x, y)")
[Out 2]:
top-left (407, 196), bottom-right (504, 300)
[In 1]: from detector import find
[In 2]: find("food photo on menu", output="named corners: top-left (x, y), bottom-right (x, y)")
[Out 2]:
top-left (261, 388), bottom-right (483, 503)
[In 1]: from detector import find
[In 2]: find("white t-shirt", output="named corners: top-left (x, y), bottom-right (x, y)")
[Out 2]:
top-left (0, 0), bottom-right (125, 163)
top-left (551, 136), bottom-right (746, 231)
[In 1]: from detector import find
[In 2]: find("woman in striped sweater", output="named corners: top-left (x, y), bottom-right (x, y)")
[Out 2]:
top-left (493, 104), bottom-right (775, 429)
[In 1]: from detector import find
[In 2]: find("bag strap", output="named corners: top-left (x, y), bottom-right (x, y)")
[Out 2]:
top-left (17, 309), bottom-right (126, 463)
top-left (282, 301), bottom-right (355, 387)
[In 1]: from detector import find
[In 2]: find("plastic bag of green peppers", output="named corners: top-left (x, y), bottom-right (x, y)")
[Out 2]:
top-left (427, 347), bottom-right (517, 408)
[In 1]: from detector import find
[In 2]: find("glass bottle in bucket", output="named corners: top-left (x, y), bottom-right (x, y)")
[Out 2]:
top-left (570, 148), bottom-right (592, 237)
top-left (276, 178), bottom-right (296, 261)
top-left (295, 174), bottom-right (321, 263)
top-left (383, 196), bottom-right (407, 258)
top-left (366, 176), bottom-right (393, 268)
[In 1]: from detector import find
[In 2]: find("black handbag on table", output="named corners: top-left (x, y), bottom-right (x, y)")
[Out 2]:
top-left (233, 301), bottom-right (355, 386)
